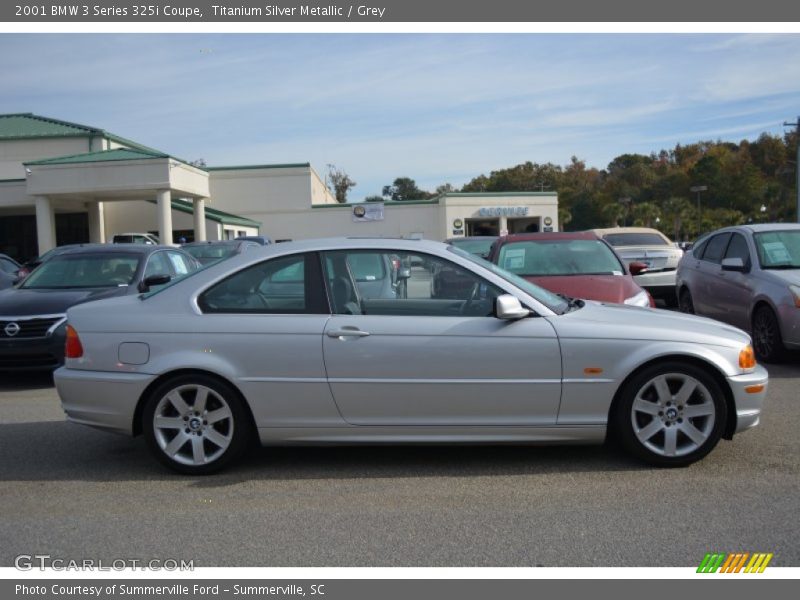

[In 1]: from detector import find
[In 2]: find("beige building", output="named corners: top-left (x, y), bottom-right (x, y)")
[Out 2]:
top-left (0, 113), bottom-right (558, 261)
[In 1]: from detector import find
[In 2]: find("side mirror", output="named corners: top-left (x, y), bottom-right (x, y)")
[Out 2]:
top-left (396, 267), bottom-right (411, 280)
top-left (494, 294), bottom-right (530, 320)
top-left (138, 273), bottom-right (171, 293)
top-left (721, 257), bottom-right (747, 272)
top-left (628, 261), bottom-right (649, 276)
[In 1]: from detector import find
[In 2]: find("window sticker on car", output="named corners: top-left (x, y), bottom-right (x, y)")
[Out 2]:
top-left (168, 254), bottom-right (189, 275)
top-left (502, 248), bottom-right (526, 270)
top-left (612, 270), bottom-right (622, 276)
top-left (762, 242), bottom-right (792, 264)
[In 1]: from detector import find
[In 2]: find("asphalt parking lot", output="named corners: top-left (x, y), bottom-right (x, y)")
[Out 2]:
top-left (1, 360), bottom-right (798, 568)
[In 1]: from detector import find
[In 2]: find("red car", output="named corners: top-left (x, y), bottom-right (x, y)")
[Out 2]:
top-left (486, 231), bottom-right (654, 307)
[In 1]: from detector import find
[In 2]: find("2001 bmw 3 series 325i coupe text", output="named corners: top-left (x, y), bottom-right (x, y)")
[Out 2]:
top-left (54, 238), bottom-right (768, 474)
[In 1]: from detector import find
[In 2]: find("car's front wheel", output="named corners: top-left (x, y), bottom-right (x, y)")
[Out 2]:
top-left (678, 288), bottom-right (695, 314)
top-left (143, 374), bottom-right (251, 474)
top-left (752, 305), bottom-right (784, 363)
top-left (613, 362), bottom-right (727, 467)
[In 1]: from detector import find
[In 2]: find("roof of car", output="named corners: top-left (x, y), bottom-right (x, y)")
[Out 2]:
top-left (496, 231), bottom-right (600, 242)
top-left (590, 226), bottom-right (669, 236)
top-left (446, 236), bottom-right (498, 242)
top-left (739, 223), bottom-right (800, 233)
top-left (54, 244), bottom-right (178, 256)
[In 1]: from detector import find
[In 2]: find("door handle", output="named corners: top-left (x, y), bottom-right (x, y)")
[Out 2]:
top-left (327, 328), bottom-right (370, 339)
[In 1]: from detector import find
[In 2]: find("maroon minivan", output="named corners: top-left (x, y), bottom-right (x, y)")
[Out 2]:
top-left (486, 231), bottom-right (655, 307)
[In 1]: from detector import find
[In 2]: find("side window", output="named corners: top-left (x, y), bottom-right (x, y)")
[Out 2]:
top-left (724, 233), bottom-right (751, 267)
top-left (701, 233), bottom-right (731, 264)
top-left (144, 252), bottom-right (171, 278)
top-left (199, 253), bottom-right (325, 314)
top-left (322, 250), bottom-right (503, 317)
top-left (166, 251), bottom-right (196, 277)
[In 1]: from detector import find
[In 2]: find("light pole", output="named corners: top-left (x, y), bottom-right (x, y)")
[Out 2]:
top-left (618, 197), bottom-right (631, 227)
top-left (690, 185), bottom-right (707, 213)
top-left (783, 116), bottom-right (799, 222)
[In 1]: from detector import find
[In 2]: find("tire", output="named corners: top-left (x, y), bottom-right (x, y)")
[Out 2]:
top-left (752, 305), bottom-right (785, 363)
top-left (143, 374), bottom-right (252, 474)
top-left (663, 291), bottom-right (679, 308)
top-left (678, 288), bottom-right (695, 314)
top-left (613, 361), bottom-right (727, 467)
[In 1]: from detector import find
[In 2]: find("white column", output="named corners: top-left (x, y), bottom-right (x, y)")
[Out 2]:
top-left (193, 197), bottom-right (207, 242)
top-left (156, 189), bottom-right (173, 245)
top-left (87, 201), bottom-right (106, 243)
top-left (34, 196), bottom-right (56, 255)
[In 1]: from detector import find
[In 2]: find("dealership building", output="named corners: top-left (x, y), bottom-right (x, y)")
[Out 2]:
top-left (0, 113), bottom-right (559, 261)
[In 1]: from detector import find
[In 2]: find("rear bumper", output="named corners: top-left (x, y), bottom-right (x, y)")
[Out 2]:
top-left (633, 270), bottom-right (677, 295)
top-left (54, 367), bottom-right (155, 435)
top-left (727, 366), bottom-right (769, 434)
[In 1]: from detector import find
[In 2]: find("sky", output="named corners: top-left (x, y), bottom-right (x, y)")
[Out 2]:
top-left (2, 33), bottom-right (800, 200)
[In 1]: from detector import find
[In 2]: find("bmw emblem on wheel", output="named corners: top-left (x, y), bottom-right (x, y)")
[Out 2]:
top-left (4, 322), bottom-right (20, 337)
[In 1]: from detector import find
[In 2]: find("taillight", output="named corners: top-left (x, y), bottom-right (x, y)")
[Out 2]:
top-left (391, 258), bottom-right (401, 270)
top-left (65, 325), bottom-right (84, 359)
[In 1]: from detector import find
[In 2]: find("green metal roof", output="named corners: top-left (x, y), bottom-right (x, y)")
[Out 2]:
top-left (25, 148), bottom-right (169, 166)
top-left (165, 198), bottom-right (261, 228)
top-left (207, 163), bottom-right (310, 171)
top-left (0, 113), bottom-right (100, 139)
top-left (0, 113), bottom-right (168, 156)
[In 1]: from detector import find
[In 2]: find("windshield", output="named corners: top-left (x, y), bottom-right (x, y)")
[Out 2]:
top-left (450, 238), bottom-right (496, 258)
top-left (448, 246), bottom-right (569, 314)
top-left (603, 232), bottom-right (668, 246)
top-left (497, 239), bottom-right (625, 276)
top-left (754, 230), bottom-right (800, 269)
top-left (21, 253), bottom-right (140, 289)
top-left (184, 245), bottom-right (238, 265)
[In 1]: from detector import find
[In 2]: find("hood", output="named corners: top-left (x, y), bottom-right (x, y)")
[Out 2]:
top-left (0, 286), bottom-right (130, 317)
top-left (762, 268), bottom-right (800, 286)
top-left (524, 274), bottom-right (642, 304)
top-left (549, 301), bottom-right (751, 349)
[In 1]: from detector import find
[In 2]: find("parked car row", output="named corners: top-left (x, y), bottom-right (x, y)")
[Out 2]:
top-left (676, 223), bottom-right (800, 362)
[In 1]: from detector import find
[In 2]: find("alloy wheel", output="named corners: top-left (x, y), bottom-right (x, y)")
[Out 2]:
top-left (152, 384), bottom-right (234, 467)
top-left (630, 372), bottom-right (715, 458)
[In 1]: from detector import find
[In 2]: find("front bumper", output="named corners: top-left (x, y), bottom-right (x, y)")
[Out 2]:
top-left (776, 303), bottom-right (800, 348)
top-left (54, 367), bottom-right (156, 435)
top-left (727, 365), bottom-right (769, 434)
top-left (0, 327), bottom-right (66, 371)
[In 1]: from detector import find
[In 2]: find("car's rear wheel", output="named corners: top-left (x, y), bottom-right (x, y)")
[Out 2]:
top-left (678, 288), bottom-right (695, 314)
top-left (752, 305), bottom-right (784, 363)
top-left (614, 362), bottom-right (727, 467)
top-left (143, 374), bottom-right (251, 474)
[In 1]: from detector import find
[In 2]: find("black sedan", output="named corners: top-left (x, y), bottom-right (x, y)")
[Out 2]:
top-left (0, 254), bottom-right (21, 291)
top-left (181, 240), bottom-right (261, 266)
top-left (0, 244), bottom-right (200, 371)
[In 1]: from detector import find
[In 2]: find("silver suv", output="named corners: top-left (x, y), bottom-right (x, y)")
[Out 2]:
top-left (676, 223), bottom-right (800, 362)
top-left (592, 227), bottom-right (683, 306)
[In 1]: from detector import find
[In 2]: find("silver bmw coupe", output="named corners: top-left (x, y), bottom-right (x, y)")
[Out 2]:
top-left (55, 238), bottom-right (768, 474)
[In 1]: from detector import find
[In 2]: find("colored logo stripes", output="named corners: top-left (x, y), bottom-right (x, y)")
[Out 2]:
top-left (697, 552), bottom-right (773, 573)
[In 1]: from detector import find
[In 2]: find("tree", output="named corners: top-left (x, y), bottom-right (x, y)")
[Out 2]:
top-left (631, 202), bottom-right (661, 228)
top-left (382, 177), bottom-right (431, 201)
top-left (327, 165), bottom-right (356, 204)
top-left (364, 195), bottom-right (384, 203)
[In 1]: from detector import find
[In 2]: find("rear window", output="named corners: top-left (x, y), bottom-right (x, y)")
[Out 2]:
top-left (21, 253), bottom-right (140, 289)
top-left (497, 239), bottom-right (624, 276)
top-left (603, 233), bottom-right (668, 246)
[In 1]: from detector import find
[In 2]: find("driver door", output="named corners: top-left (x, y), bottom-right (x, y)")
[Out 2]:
top-left (321, 249), bottom-right (562, 426)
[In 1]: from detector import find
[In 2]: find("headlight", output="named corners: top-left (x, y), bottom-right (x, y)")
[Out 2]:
top-left (790, 284), bottom-right (800, 308)
top-left (624, 290), bottom-right (650, 307)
